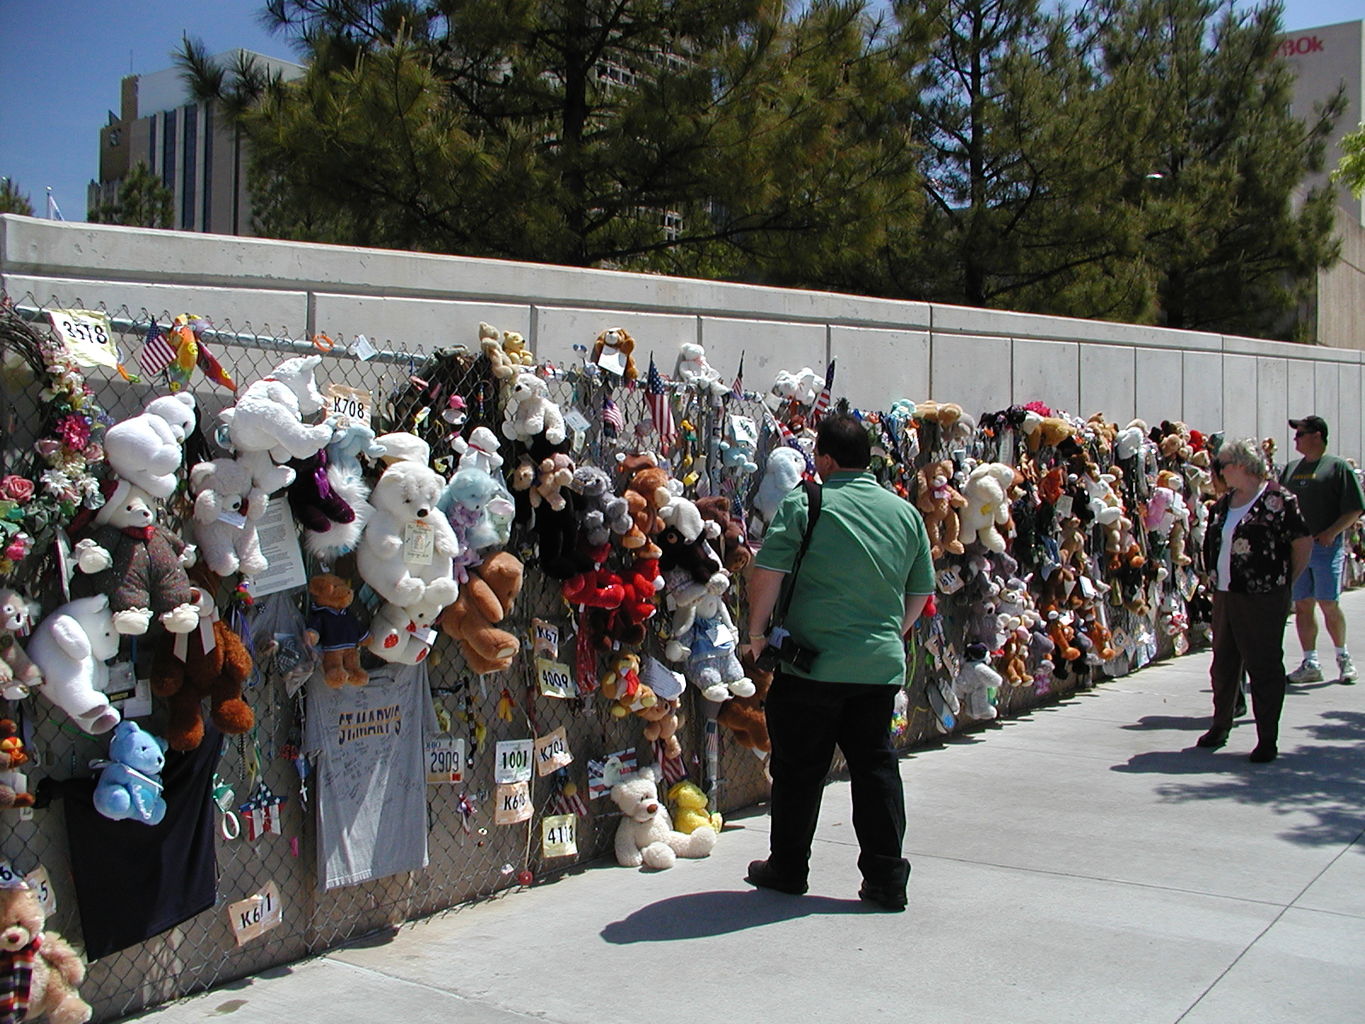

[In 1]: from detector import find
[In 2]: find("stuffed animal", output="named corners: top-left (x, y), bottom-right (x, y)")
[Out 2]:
top-left (531, 453), bottom-right (575, 512)
top-left (0, 718), bottom-right (33, 810)
top-left (657, 496), bottom-right (722, 583)
top-left (719, 414), bottom-right (759, 475)
top-left (954, 642), bottom-right (1000, 721)
top-left (148, 610), bottom-right (254, 752)
top-left (501, 330), bottom-right (534, 368)
top-left (665, 571), bottom-right (755, 702)
top-left (1026, 416), bottom-right (1075, 452)
top-left (479, 322), bottom-right (518, 380)
top-left (358, 459), bottom-right (460, 610)
top-left (676, 342), bottom-right (727, 398)
top-left (624, 464), bottom-right (672, 541)
top-left (366, 596), bottom-right (445, 666)
top-left (695, 496), bottom-right (752, 574)
top-left (600, 651), bottom-right (645, 715)
top-left (218, 355), bottom-right (336, 494)
top-left (439, 467), bottom-right (516, 560)
top-left (102, 392), bottom-right (197, 499)
top-left (189, 456), bottom-right (269, 578)
top-left (438, 552), bottom-right (524, 675)
top-left (570, 466), bottom-right (632, 547)
top-left (304, 574), bottom-right (369, 688)
top-left (302, 422), bottom-right (387, 560)
top-left (958, 463), bottom-right (1015, 553)
top-left (287, 444), bottom-right (355, 537)
top-left (610, 765), bottom-right (717, 869)
top-left (91, 720), bottom-right (168, 824)
top-left (501, 372), bottom-right (567, 445)
top-left (917, 460), bottom-right (967, 559)
top-left (71, 479), bottom-right (199, 635)
top-left (667, 780), bottom-right (723, 835)
top-left (770, 367), bottom-right (824, 407)
top-left (717, 649), bottom-right (773, 751)
top-left (591, 327), bottom-right (639, 381)
top-left (457, 425), bottom-right (505, 475)
top-left (0, 884), bottom-right (92, 1024)
top-left (753, 447), bottom-right (806, 523)
top-left (0, 589), bottom-right (42, 700)
top-left (23, 595), bottom-right (122, 734)
top-left (638, 696), bottom-right (682, 759)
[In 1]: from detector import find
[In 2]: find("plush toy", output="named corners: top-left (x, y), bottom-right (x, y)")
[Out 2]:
top-left (189, 456), bottom-right (268, 578)
top-left (304, 574), bottom-right (369, 687)
top-left (719, 414), bottom-right (759, 475)
top-left (591, 327), bottom-right (639, 381)
top-left (667, 780), bottom-right (723, 835)
top-left (676, 342), bottom-right (727, 398)
top-left (218, 355), bottom-right (336, 494)
top-left (0, 718), bottom-right (33, 810)
top-left (958, 462), bottom-right (1015, 553)
top-left (610, 765), bottom-right (717, 869)
top-left (695, 496), bottom-right (752, 574)
top-left (665, 571), bottom-right (755, 702)
top-left (0, 884), bottom-right (92, 1024)
top-left (357, 459), bottom-right (460, 610)
top-left (366, 596), bottom-right (445, 666)
top-left (0, 589), bottom-right (42, 700)
top-left (479, 322), bottom-right (518, 380)
top-left (600, 651), bottom-right (645, 714)
top-left (439, 467), bottom-right (516, 559)
top-left (71, 479), bottom-right (199, 635)
top-left (716, 649), bottom-right (773, 751)
top-left (102, 392), bottom-right (197, 499)
top-left (657, 496), bottom-right (722, 583)
top-left (1026, 416), bottom-right (1075, 452)
top-left (770, 367), bottom-right (824, 407)
top-left (531, 453), bottom-right (575, 512)
top-left (302, 422), bottom-right (387, 560)
top-left (570, 466), bottom-right (632, 547)
top-left (23, 595), bottom-right (122, 734)
top-left (91, 720), bottom-right (168, 824)
top-left (954, 642), bottom-right (1000, 721)
top-left (638, 696), bottom-right (682, 759)
top-left (457, 425), bottom-right (505, 475)
top-left (148, 596), bottom-right (254, 750)
top-left (501, 372), bottom-right (567, 445)
top-left (287, 444), bottom-right (355, 537)
top-left (917, 459), bottom-right (967, 559)
top-left (753, 447), bottom-right (805, 523)
top-left (501, 330), bottom-right (535, 368)
top-left (438, 552), bottom-right (524, 675)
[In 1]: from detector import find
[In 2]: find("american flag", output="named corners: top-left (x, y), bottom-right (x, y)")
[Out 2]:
top-left (138, 321), bottom-right (177, 376)
top-left (652, 739), bottom-right (687, 785)
top-left (645, 355), bottom-right (676, 450)
top-left (601, 393), bottom-right (623, 439)
top-left (730, 350), bottom-right (745, 400)
top-left (810, 358), bottom-right (836, 424)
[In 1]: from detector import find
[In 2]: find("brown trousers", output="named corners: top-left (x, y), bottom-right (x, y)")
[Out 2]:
top-left (1209, 588), bottom-right (1290, 748)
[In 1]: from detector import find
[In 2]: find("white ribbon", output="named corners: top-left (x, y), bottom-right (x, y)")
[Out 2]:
top-left (173, 591), bottom-right (219, 662)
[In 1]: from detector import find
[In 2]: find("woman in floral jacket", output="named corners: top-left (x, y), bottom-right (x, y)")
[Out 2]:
top-left (1200, 438), bottom-right (1312, 762)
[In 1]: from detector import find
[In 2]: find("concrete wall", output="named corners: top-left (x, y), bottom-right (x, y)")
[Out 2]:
top-left (3, 214), bottom-right (1363, 464)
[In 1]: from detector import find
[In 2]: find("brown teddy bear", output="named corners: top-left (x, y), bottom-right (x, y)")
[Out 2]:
top-left (0, 718), bottom-right (33, 809)
top-left (305, 574), bottom-right (369, 688)
top-left (695, 496), bottom-right (752, 574)
top-left (637, 696), bottom-right (681, 759)
top-left (439, 552), bottom-right (524, 675)
top-left (591, 327), bottom-right (639, 381)
top-left (0, 885), bottom-right (92, 1024)
top-left (716, 650), bottom-right (773, 752)
top-left (149, 597), bottom-right (254, 751)
top-left (916, 460), bottom-right (967, 560)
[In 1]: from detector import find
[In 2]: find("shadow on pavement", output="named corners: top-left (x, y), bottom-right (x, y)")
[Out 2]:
top-left (601, 889), bottom-right (864, 943)
top-left (1120, 714), bottom-right (1209, 732)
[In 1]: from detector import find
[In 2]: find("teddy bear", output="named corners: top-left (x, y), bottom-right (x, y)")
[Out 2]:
top-left (0, 589), bottom-right (42, 700)
top-left (769, 367), bottom-right (824, 408)
top-left (439, 467), bottom-right (516, 565)
top-left (569, 466), bottom-right (632, 547)
top-left (716, 649), bottom-right (773, 751)
top-left (667, 780), bottom-right (723, 835)
top-left (530, 453), bottom-right (575, 512)
top-left (695, 496), bottom-right (752, 574)
top-left (457, 425), bottom-right (505, 475)
top-left (501, 372), bottom-right (567, 445)
top-left (357, 458), bottom-right (460, 611)
top-left (218, 355), bottom-right (336, 494)
top-left (623, 463), bottom-right (672, 541)
top-left (719, 414), bottom-right (759, 475)
top-left (71, 479), bottom-right (200, 636)
top-left (304, 574), bottom-right (369, 688)
top-left (916, 459), bottom-right (967, 559)
top-left (676, 341), bottom-right (727, 398)
top-left (366, 595), bottom-right (446, 665)
top-left (501, 330), bottom-right (535, 368)
top-left (591, 327), bottom-right (639, 381)
top-left (657, 496), bottom-right (723, 583)
top-left (1025, 415), bottom-right (1076, 452)
top-left (958, 462), bottom-right (1015, 553)
top-left (637, 695), bottom-right (682, 759)
top-left (189, 456), bottom-right (269, 578)
top-left (753, 446), bottom-right (806, 524)
top-left (91, 720), bottom-right (168, 824)
top-left (438, 552), bottom-right (524, 675)
top-left (23, 595), bottom-right (122, 735)
top-left (600, 651), bottom-right (646, 715)
top-left (954, 642), bottom-right (1000, 721)
top-left (302, 422), bottom-right (387, 560)
top-left (479, 322), bottom-right (518, 379)
top-left (665, 571), bottom-right (755, 702)
top-left (0, 884), bottom-right (92, 1024)
top-left (102, 392), bottom-right (197, 499)
top-left (147, 594), bottom-right (254, 750)
top-left (610, 765), bottom-right (717, 869)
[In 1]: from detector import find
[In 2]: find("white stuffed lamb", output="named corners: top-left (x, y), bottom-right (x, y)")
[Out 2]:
top-left (357, 460), bottom-right (460, 611)
top-left (25, 595), bottom-right (122, 734)
top-left (218, 355), bottom-right (336, 494)
top-left (102, 392), bottom-right (197, 499)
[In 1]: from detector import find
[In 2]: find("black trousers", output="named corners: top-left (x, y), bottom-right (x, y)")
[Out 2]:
top-left (1209, 588), bottom-right (1290, 749)
top-left (765, 672), bottom-right (910, 889)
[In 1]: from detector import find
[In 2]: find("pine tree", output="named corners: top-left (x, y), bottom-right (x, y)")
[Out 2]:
top-left (88, 162), bottom-right (175, 229)
top-left (0, 179), bottom-right (33, 216)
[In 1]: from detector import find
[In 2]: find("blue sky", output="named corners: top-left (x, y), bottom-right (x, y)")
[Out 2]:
top-left (0, 0), bottom-right (1359, 221)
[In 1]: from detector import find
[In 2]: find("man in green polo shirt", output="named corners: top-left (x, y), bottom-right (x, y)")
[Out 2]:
top-left (743, 414), bottom-right (934, 911)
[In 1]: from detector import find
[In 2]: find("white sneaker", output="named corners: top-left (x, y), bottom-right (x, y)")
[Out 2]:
top-left (1287, 660), bottom-right (1324, 684)
top-left (1337, 653), bottom-right (1357, 684)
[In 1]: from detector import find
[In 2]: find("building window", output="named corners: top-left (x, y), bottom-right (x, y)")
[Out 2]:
top-left (202, 104), bottom-right (213, 232)
top-left (162, 112), bottom-right (176, 190)
top-left (108, 128), bottom-right (122, 147)
top-left (182, 104), bottom-right (197, 230)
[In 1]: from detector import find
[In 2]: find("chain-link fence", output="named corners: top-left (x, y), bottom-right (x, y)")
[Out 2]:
top-left (0, 288), bottom-right (1230, 1022)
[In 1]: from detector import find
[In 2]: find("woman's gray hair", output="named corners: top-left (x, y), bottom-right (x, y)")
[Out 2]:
top-left (1216, 437), bottom-right (1270, 480)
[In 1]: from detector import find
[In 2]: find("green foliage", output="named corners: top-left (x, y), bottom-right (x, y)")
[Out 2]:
top-left (0, 179), bottom-right (33, 216)
top-left (1334, 122), bottom-right (1365, 199)
top-left (88, 162), bottom-right (175, 229)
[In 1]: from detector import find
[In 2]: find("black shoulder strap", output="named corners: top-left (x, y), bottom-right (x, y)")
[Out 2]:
top-left (772, 479), bottom-right (821, 626)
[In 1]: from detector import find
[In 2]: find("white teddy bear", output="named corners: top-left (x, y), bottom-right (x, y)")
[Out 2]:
top-left (190, 457), bottom-right (268, 578)
top-left (769, 366), bottom-right (824, 408)
top-left (357, 460), bottom-right (460, 611)
top-left (958, 462), bottom-right (1015, 553)
top-left (676, 342), bottom-right (729, 398)
top-left (25, 594), bottom-right (122, 735)
top-left (501, 372), bottom-right (566, 445)
top-left (365, 596), bottom-right (445, 665)
top-left (102, 392), bottom-right (197, 499)
top-left (753, 447), bottom-right (806, 524)
top-left (218, 355), bottom-right (336, 494)
top-left (611, 765), bottom-right (718, 869)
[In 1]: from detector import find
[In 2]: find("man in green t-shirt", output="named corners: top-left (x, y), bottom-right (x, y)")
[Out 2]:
top-left (1279, 415), bottom-right (1365, 684)
top-left (743, 414), bottom-right (934, 911)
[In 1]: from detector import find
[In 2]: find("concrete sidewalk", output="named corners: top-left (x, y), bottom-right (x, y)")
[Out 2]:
top-left (125, 593), bottom-right (1365, 1024)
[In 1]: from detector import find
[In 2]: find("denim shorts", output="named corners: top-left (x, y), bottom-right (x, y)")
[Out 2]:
top-left (1292, 536), bottom-right (1345, 602)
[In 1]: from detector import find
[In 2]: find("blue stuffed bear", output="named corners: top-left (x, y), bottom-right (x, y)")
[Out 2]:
top-left (92, 721), bottom-right (168, 825)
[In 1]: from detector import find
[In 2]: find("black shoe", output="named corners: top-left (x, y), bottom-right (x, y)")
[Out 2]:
top-left (1248, 745), bottom-right (1278, 763)
top-left (858, 881), bottom-right (907, 912)
top-left (1234, 695), bottom-right (1248, 718)
top-left (745, 859), bottom-right (807, 895)
top-left (1196, 729), bottom-right (1228, 749)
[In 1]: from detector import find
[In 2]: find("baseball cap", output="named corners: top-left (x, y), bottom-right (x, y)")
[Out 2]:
top-left (1288, 415), bottom-right (1328, 441)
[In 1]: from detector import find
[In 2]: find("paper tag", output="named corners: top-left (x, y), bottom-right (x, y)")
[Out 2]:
top-left (494, 781), bottom-right (532, 824)
top-left (937, 566), bottom-right (965, 594)
top-left (535, 657), bottom-right (575, 699)
top-left (350, 334), bottom-right (378, 361)
top-left (1078, 575), bottom-right (1097, 600)
top-left (541, 814), bottom-right (578, 858)
top-left (495, 739), bottom-right (534, 784)
top-left (0, 860), bottom-right (21, 887)
top-left (403, 521), bottom-right (434, 565)
top-left (531, 619), bottom-right (560, 659)
top-left (564, 408), bottom-right (591, 433)
top-left (105, 661), bottom-right (136, 699)
top-left (534, 726), bottom-right (573, 776)
top-left (324, 383), bottom-right (373, 426)
top-left (728, 415), bottom-right (759, 445)
top-left (24, 867), bottom-right (54, 916)
top-left (47, 309), bottom-right (118, 368)
top-left (252, 502), bottom-right (308, 597)
top-left (587, 749), bottom-right (638, 800)
top-left (425, 736), bottom-right (466, 784)
top-left (217, 509), bottom-right (247, 529)
top-left (227, 881), bottom-right (283, 947)
top-left (1055, 495), bottom-right (1074, 518)
top-left (113, 677), bottom-right (153, 719)
top-left (595, 347), bottom-right (627, 376)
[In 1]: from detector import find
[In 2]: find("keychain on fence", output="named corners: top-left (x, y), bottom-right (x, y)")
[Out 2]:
top-left (211, 772), bottom-right (240, 840)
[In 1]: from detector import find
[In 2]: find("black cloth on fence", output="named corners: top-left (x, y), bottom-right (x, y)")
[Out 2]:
top-left (53, 720), bottom-right (221, 960)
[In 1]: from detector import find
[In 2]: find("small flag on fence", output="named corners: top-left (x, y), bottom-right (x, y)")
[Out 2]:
top-left (810, 358), bottom-right (836, 424)
top-left (602, 393), bottom-right (624, 439)
top-left (645, 355), bottom-right (676, 450)
top-left (653, 738), bottom-right (687, 785)
top-left (730, 350), bottom-right (745, 400)
top-left (138, 321), bottom-right (177, 376)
